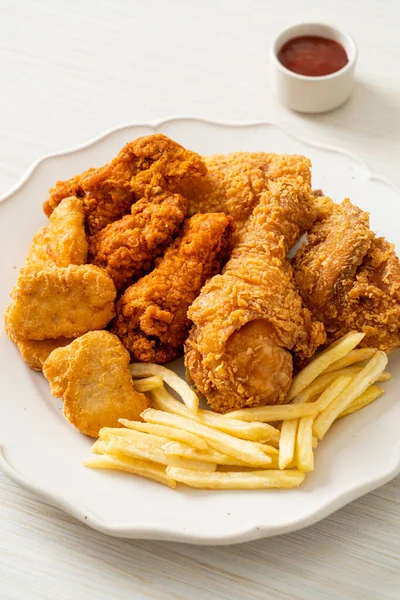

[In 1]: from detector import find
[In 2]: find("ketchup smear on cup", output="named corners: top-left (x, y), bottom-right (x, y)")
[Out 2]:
top-left (278, 35), bottom-right (348, 77)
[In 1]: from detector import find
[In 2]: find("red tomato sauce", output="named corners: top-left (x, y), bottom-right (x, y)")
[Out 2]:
top-left (278, 35), bottom-right (348, 77)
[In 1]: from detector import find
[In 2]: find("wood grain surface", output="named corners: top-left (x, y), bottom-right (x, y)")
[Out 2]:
top-left (1, 1), bottom-right (399, 598)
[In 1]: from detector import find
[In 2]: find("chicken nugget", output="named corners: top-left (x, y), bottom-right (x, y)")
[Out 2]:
top-left (43, 331), bottom-right (150, 437)
top-left (5, 265), bottom-right (116, 340)
top-left (26, 196), bottom-right (87, 268)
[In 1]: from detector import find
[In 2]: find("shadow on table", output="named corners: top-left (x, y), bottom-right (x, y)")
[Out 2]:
top-left (302, 80), bottom-right (400, 140)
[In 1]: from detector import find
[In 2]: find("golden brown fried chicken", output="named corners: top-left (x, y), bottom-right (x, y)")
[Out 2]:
top-left (185, 178), bottom-right (326, 413)
top-left (44, 134), bottom-right (206, 235)
top-left (293, 198), bottom-right (400, 351)
top-left (112, 213), bottom-right (234, 363)
top-left (7, 333), bottom-right (73, 372)
top-left (5, 265), bottom-right (116, 340)
top-left (184, 152), bottom-right (311, 247)
top-left (88, 192), bottom-right (188, 291)
top-left (43, 331), bottom-right (150, 437)
top-left (26, 196), bottom-right (88, 268)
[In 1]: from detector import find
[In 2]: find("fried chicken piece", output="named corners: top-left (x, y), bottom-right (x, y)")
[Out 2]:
top-left (26, 196), bottom-right (88, 268)
top-left (112, 213), bottom-right (234, 363)
top-left (5, 265), bottom-right (116, 340)
top-left (293, 199), bottom-right (400, 351)
top-left (43, 134), bottom-right (206, 235)
top-left (185, 178), bottom-right (326, 413)
top-left (88, 192), bottom-right (188, 291)
top-left (183, 152), bottom-right (312, 247)
top-left (43, 331), bottom-right (150, 437)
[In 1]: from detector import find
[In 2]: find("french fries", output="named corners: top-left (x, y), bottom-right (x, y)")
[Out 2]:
top-left (83, 454), bottom-right (176, 488)
top-left (279, 419), bottom-right (298, 470)
top-left (313, 351), bottom-right (388, 440)
top-left (132, 375), bottom-right (163, 392)
top-left (141, 406), bottom-right (272, 467)
top-left (338, 386), bottom-right (384, 418)
top-left (84, 332), bottom-right (392, 492)
top-left (286, 331), bottom-right (365, 401)
top-left (119, 419), bottom-right (208, 450)
top-left (166, 467), bottom-right (305, 489)
top-left (151, 386), bottom-right (280, 444)
top-left (227, 402), bottom-right (319, 422)
top-left (323, 348), bottom-right (376, 373)
top-left (296, 416), bottom-right (314, 472)
top-left (129, 363), bottom-right (199, 412)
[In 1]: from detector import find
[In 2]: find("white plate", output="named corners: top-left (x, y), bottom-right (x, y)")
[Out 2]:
top-left (1, 119), bottom-right (399, 545)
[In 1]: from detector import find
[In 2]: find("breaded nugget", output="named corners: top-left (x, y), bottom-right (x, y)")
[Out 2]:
top-left (89, 192), bottom-right (188, 291)
top-left (44, 134), bottom-right (207, 235)
top-left (26, 196), bottom-right (88, 268)
top-left (5, 265), bottom-right (116, 340)
top-left (43, 331), bottom-right (150, 437)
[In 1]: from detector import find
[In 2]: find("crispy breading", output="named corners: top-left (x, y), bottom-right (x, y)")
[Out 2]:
top-left (43, 134), bottom-right (207, 235)
top-left (112, 213), bottom-right (234, 363)
top-left (43, 331), bottom-right (150, 437)
top-left (185, 178), bottom-right (325, 413)
top-left (5, 265), bottom-right (116, 340)
top-left (294, 199), bottom-right (400, 351)
top-left (88, 192), bottom-right (188, 291)
top-left (184, 152), bottom-right (312, 246)
top-left (26, 196), bottom-right (88, 268)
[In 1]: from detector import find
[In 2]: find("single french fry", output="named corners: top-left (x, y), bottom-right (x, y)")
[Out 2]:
top-left (163, 454), bottom-right (217, 472)
top-left (99, 427), bottom-right (169, 448)
top-left (286, 331), bottom-right (365, 401)
top-left (313, 375), bottom-right (353, 412)
top-left (313, 352), bottom-right (388, 440)
top-left (338, 386), bottom-right (384, 418)
top-left (296, 416), bottom-right (314, 472)
top-left (119, 419), bottom-right (208, 450)
top-left (151, 386), bottom-right (280, 443)
top-left (141, 405), bottom-right (272, 467)
top-left (166, 466), bottom-right (305, 489)
top-left (279, 419), bottom-right (298, 469)
top-left (323, 348), bottom-right (377, 373)
top-left (91, 439), bottom-right (107, 454)
top-left (83, 454), bottom-right (176, 488)
top-left (226, 403), bottom-right (319, 422)
top-left (129, 363), bottom-right (199, 412)
top-left (132, 375), bottom-right (163, 392)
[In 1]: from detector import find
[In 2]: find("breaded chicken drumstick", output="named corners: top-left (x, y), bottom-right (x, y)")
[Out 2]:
top-left (185, 178), bottom-right (326, 413)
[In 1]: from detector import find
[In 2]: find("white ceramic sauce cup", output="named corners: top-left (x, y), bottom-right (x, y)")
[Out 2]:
top-left (270, 23), bottom-right (357, 113)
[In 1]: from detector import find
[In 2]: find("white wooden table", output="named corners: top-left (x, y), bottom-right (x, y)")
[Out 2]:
top-left (1, 1), bottom-right (399, 598)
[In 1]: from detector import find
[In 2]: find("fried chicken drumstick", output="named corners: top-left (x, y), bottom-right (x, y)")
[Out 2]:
top-left (185, 178), bottom-right (326, 413)
top-left (112, 213), bottom-right (234, 363)
top-left (293, 198), bottom-right (400, 351)
top-left (184, 152), bottom-right (311, 247)
top-left (44, 134), bottom-right (206, 234)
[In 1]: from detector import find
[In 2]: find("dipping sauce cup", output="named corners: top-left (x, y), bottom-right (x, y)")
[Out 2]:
top-left (270, 23), bottom-right (357, 113)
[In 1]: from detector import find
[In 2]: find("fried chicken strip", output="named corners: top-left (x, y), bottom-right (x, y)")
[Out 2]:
top-left (184, 152), bottom-right (311, 246)
top-left (88, 192), bottom-right (188, 291)
top-left (5, 265), bottom-right (116, 340)
top-left (293, 198), bottom-right (400, 351)
top-left (185, 178), bottom-right (326, 413)
top-left (112, 213), bottom-right (234, 363)
top-left (43, 331), bottom-right (150, 437)
top-left (44, 134), bottom-right (206, 234)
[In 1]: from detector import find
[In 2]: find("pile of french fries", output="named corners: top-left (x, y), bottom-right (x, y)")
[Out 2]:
top-left (84, 332), bottom-right (391, 490)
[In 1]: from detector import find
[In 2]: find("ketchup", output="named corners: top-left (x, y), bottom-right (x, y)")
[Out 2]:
top-left (278, 35), bottom-right (348, 77)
